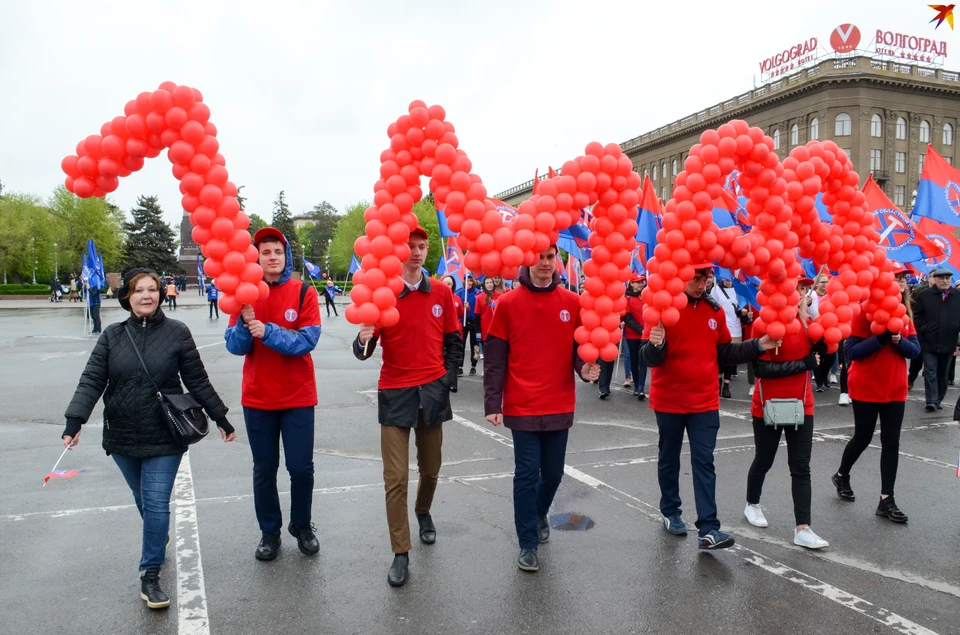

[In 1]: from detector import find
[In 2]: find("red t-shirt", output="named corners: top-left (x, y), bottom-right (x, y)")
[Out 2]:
top-left (643, 297), bottom-right (731, 413)
top-left (450, 293), bottom-right (464, 336)
top-left (374, 279), bottom-right (460, 390)
top-left (488, 284), bottom-right (581, 417)
top-left (228, 280), bottom-right (321, 410)
top-left (848, 310), bottom-right (915, 403)
top-left (624, 294), bottom-right (644, 340)
top-left (751, 327), bottom-right (814, 418)
top-left (475, 291), bottom-right (502, 341)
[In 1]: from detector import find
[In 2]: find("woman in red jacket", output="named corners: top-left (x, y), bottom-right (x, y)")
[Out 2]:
top-left (475, 277), bottom-right (502, 345)
top-left (622, 274), bottom-right (648, 400)
top-left (745, 283), bottom-right (829, 549)
top-left (833, 266), bottom-right (920, 523)
top-left (441, 275), bottom-right (464, 338)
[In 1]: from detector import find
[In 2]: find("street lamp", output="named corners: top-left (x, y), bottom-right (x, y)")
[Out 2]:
top-left (54, 243), bottom-right (58, 278)
top-left (30, 237), bottom-right (36, 284)
top-left (326, 238), bottom-right (332, 277)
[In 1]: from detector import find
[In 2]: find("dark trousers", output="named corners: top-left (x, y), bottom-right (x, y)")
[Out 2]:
top-left (747, 415), bottom-right (814, 526)
top-left (836, 339), bottom-right (848, 393)
top-left (655, 411), bottom-right (721, 536)
top-left (112, 453), bottom-right (183, 570)
top-left (461, 318), bottom-right (480, 370)
top-left (747, 361), bottom-right (755, 385)
top-left (90, 304), bottom-right (101, 333)
top-left (511, 429), bottom-right (569, 549)
top-left (324, 294), bottom-right (338, 316)
top-left (599, 359), bottom-right (615, 393)
top-left (208, 300), bottom-right (219, 318)
top-left (908, 354), bottom-right (924, 384)
top-left (243, 406), bottom-right (315, 532)
top-left (922, 351), bottom-right (951, 405)
top-left (838, 400), bottom-right (905, 496)
top-left (166, 296), bottom-right (177, 310)
top-left (950, 356), bottom-right (957, 383)
top-left (626, 338), bottom-right (648, 393)
top-left (812, 341), bottom-right (836, 388)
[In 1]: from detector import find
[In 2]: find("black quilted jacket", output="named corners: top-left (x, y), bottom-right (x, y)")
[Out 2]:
top-left (64, 308), bottom-right (228, 457)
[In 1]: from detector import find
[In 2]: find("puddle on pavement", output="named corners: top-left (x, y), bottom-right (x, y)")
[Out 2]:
top-left (549, 512), bottom-right (595, 531)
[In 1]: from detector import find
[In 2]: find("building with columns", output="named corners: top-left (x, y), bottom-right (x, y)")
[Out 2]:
top-left (178, 211), bottom-right (201, 284)
top-left (495, 56), bottom-right (960, 214)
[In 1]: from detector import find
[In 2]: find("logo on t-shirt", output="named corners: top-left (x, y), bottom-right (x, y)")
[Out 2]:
top-left (559, 309), bottom-right (571, 323)
top-left (708, 318), bottom-right (718, 330)
top-left (284, 309), bottom-right (298, 322)
top-left (432, 304), bottom-right (443, 318)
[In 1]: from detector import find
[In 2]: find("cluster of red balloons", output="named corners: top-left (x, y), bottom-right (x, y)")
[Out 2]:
top-left (60, 82), bottom-right (261, 315)
top-left (574, 143), bottom-right (643, 362)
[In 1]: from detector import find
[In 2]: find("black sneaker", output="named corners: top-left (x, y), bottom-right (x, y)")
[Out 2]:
top-left (416, 513), bottom-right (436, 545)
top-left (936, 403), bottom-right (944, 410)
top-left (925, 404), bottom-right (936, 412)
top-left (721, 384), bottom-right (732, 399)
top-left (388, 553), bottom-right (409, 587)
top-left (908, 379), bottom-right (916, 391)
top-left (288, 522), bottom-right (319, 556)
top-left (637, 392), bottom-right (646, 401)
top-left (815, 385), bottom-right (825, 393)
top-left (831, 472), bottom-right (855, 502)
top-left (255, 531), bottom-right (281, 561)
top-left (876, 496), bottom-right (908, 523)
top-left (517, 548), bottom-right (539, 572)
top-left (537, 515), bottom-right (550, 543)
top-left (139, 568), bottom-right (170, 609)
top-left (599, 390), bottom-right (611, 400)
top-left (469, 368), bottom-right (477, 376)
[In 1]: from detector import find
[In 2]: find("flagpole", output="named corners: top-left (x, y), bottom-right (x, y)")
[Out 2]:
top-left (43, 445), bottom-right (72, 487)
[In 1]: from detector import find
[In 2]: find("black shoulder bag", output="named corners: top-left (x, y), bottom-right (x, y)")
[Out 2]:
top-left (124, 326), bottom-right (209, 446)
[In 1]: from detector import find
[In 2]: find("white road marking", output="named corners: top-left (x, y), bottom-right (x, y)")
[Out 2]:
top-left (815, 432), bottom-right (956, 470)
top-left (195, 341), bottom-right (223, 350)
top-left (719, 409), bottom-right (750, 421)
top-left (40, 350), bottom-right (89, 361)
top-left (173, 454), bottom-right (211, 635)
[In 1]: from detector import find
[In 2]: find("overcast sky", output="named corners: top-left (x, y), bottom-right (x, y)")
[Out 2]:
top-left (2, 0), bottom-right (956, 230)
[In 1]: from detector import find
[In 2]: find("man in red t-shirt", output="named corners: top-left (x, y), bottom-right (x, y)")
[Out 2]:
top-left (641, 263), bottom-right (776, 550)
top-left (483, 245), bottom-right (600, 573)
top-left (225, 227), bottom-right (322, 562)
top-left (354, 226), bottom-right (463, 588)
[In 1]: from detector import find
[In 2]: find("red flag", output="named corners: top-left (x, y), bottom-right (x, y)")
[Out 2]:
top-left (532, 168), bottom-right (539, 195)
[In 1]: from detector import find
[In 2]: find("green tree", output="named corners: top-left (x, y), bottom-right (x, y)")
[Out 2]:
top-left (122, 195), bottom-right (179, 274)
top-left (236, 185), bottom-right (246, 212)
top-left (412, 198), bottom-right (442, 275)
top-left (247, 213), bottom-right (268, 240)
top-left (307, 200), bottom-right (341, 269)
top-left (271, 190), bottom-right (298, 256)
top-left (0, 192), bottom-right (56, 283)
top-left (48, 186), bottom-right (126, 275)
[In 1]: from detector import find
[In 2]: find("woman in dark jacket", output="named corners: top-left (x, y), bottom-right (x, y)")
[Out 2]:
top-left (62, 268), bottom-right (235, 610)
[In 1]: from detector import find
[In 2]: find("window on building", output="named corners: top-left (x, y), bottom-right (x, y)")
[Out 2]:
top-left (835, 113), bottom-right (852, 136)
top-left (773, 128), bottom-right (781, 149)
top-left (662, 162), bottom-right (667, 181)
top-left (895, 186), bottom-right (905, 207)
top-left (643, 168), bottom-right (648, 180)
top-left (895, 152), bottom-right (906, 173)
top-left (920, 153), bottom-right (926, 174)
top-left (944, 123), bottom-right (954, 146)
top-left (870, 149), bottom-right (882, 171)
top-left (809, 118), bottom-right (819, 140)
top-left (947, 156), bottom-right (954, 166)
top-left (672, 159), bottom-right (677, 176)
top-left (653, 165), bottom-right (657, 181)
top-left (920, 120), bottom-right (930, 143)
top-left (870, 114), bottom-right (883, 138)
top-left (661, 186), bottom-right (667, 202)
top-left (896, 117), bottom-right (907, 140)
top-left (790, 124), bottom-right (799, 146)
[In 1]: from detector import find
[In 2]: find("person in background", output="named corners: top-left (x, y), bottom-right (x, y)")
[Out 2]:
top-left (323, 279), bottom-right (341, 318)
top-left (441, 275), bottom-right (464, 328)
top-left (833, 265), bottom-right (919, 523)
top-left (88, 281), bottom-right (102, 334)
top-left (493, 275), bottom-right (508, 294)
top-left (63, 268), bottom-right (234, 610)
top-left (207, 280), bottom-right (219, 319)
top-left (912, 268), bottom-right (960, 411)
top-left (907, 275), bottom-right (934, 390)
top-left (623, 274), bottom-right (647, 400)
top-left (50, 276), bottom-right (62, 303)
top-left (475, 277), bottom-right (502, 368)
top-left (165, 280), bottom-right (178, 311)
top-left (711, 276), bottom-right (742, 399)
top-left (457, 276), bottom-right (481, 376)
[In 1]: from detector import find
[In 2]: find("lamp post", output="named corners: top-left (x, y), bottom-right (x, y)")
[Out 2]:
top-left (326, 238), bottom-right (332, 278)
top-left (30, 237), bottom-right (36, 284)
top-left (54, 243), bottom-right (58, 278)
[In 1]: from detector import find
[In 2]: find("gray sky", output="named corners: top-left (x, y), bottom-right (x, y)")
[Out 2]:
top-left (1, 0), bottom-right (955, 229)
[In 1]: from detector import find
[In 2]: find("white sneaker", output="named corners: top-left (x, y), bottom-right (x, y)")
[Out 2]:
top-left (794, 527), bottom-right (829, 549)
top-left (748, 386), bottom-right (755, 397)
top-left (828, 373), bottom-right (838, 385)
top-left (744, 503), bottom-right (768, 528)
top-left (838, 393), bottom-right (851, 406)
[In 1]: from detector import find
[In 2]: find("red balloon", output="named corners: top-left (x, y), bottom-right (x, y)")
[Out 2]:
top-left (235, 282), bottom-right (259, 305)
top-left (218, 294), bottom-right (241, 315)
top-left (223, 250), bottom-right (246, 274)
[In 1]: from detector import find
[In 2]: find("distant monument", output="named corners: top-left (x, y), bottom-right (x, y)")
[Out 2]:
top-left (178, 211), bottom-right (201, 283)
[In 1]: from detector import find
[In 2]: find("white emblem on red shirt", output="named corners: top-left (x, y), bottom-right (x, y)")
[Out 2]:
top-left (285, 309), bottom-right (298, 322)
top-left (432, 304), bottom-right (443, 318)
top-left (708, 318), bottom-right (718, 330)
top-left (559, 310), bottom-right (571, 323)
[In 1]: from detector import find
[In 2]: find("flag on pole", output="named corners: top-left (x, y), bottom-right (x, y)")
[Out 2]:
top-left (913, 216), bottom-right (960, 276)
top-left (197, 254), bottom-right (205, 291)
top-left (558, 254), bottom-right (567, 282)
top-left (913, 144), bottom-right (960, 227)
top-left (302, 258), bottom-right (322, 279)
top-left (348, 255), bottom-right (361, 275)
top-left (445, 238), bottom-right (466, 283)
top-left (636, 174), bottom-right (663, 258)
top-left (566, 254), bottom-right (579, 289)
top-left (436, 210), bottom-right (456, 238)
top-left (862, 174), bottom-right (943, 262)
top-left (44, 469), bottom-right (85, 484)
top-left (435, 254), bottom-right (448, 277)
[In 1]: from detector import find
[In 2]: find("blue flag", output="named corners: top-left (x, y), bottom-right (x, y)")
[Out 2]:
top-left (435, 254), bottom-right (448, 276)
top-left (348, 255), bottom-right (361, 275)
top-left (302, 258), bottom-right (322, 279)
top-left (436, 211), bottom-right (457, 238)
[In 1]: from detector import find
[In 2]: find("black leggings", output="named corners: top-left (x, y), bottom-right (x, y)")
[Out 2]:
top-left (625, 338), bottom-right (647, 393)
top-left (747, 415), bottom-right (814, 526)
top-left (461, 318), bottom-right (480, 370)
top-left (812, 341), bottom-right (835, 388)
top-left (324, 294), bottom-right (338, 316)
top-left (837, 339), bottom-right (848, 393)
top-left (838, 400), bottom-right (905, 496)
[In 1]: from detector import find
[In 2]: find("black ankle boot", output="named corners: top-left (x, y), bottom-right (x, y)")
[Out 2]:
top-left (537, 515), bottom-right (550, 543)
top-left (832, 472), bottom-right (855, 502)
top-left (255, 531), bottom-right (281, 561)
top-left (876, 496), bottom-right (908, 523)
top-left (388, 553), bottom-right (409, 587)
top-left (288, 522), bottom-right (320, 556)
top-left (416, 513), bottom-right (436, 545)
top-left (140, 568), bottom-right (170, 609)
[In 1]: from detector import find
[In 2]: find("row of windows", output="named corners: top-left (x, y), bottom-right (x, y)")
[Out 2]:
top-left (643, 161), bottom-right (679, 182)
top-left (773, 114), bottom-right (954, 149)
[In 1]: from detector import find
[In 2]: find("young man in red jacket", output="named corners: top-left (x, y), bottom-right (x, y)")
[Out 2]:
top-left (354, 226), bottom-right (463, 588)
top-left (623, 274), bottom-right (647, 400)
top-left (641, 263), bottom-right (776, 550)
top-left (483, 245), bottom-right (600, 572)
top-left (225, 227), bottom-right (322, 561)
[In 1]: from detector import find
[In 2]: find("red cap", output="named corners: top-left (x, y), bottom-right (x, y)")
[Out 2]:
top-left (253, 227), bottom-right (288, 247)
top-left (891, 261), bottom-right (911, 275)
top-left (630, 274), bottom-right (646, 283)
top-left (798, 277), bottom-right (815, 286)
top-left (410, 225), bottom-right (429, 240)
top-left (691, 262), bottom-right (716, 270)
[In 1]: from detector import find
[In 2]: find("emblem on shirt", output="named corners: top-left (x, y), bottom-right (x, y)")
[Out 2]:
top-left (284, 309), bottom-right (298, 322)
top-left (432, 304), bottom-right (443, 318)
top-left (559, 309), bottom-right (571, 323)
top-left (708, 318), bottom-right (718, 330)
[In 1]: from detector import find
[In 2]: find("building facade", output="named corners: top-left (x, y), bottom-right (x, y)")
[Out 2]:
top-left (178, 211), bottom-right (201, 283)
top-left (495, 56), bottom-right (960, 214)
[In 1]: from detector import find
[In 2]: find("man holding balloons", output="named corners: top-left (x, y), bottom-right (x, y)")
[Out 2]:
top-left (353, 225), bottom-right (463, 588)
top-left (225, 227), bottom-right (322, 562)
top-left (641, 263), bottom-right (778, 550)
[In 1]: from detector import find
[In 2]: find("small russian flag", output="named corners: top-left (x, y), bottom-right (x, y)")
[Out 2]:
top-left (44, 469), bottom-right (85, 484)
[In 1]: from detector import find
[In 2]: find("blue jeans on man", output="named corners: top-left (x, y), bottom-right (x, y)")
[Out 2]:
top-left (511, 429), bottom-right (569, 549)
top-left (112, 453), bottom-right (183, 570)
top-left (243, 407), bottom-right (315, 532)
top-left (655, 411), bottom-right (721, 536)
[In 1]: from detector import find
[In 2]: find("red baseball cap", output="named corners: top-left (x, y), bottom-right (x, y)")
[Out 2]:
top-left (691, 262), bottom-right (716, 271)
top-left (630, 274), bottom-right (646, 283)
top-left (253, 227), bottom-right (288, 247)
top-left (798, 277), bottom-right (815, 286)
top-left (891, 261), bottom-right (911, 275)
top-left (410, 225), bottom-right (429, 240)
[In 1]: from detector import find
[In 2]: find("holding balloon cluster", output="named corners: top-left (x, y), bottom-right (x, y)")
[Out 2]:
top-left (60, 82), bottom-right (262, 315)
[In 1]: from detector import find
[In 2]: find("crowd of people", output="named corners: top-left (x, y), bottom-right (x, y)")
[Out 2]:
top-left (59, 225), bottom-right (958, 608)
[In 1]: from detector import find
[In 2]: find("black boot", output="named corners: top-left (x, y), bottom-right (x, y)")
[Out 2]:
top-left (140, 568), bottom-right (170, 609)
top-left (255, 531), bottom-right (281, 561)
top-left (832, 473), bottom-right (855, 502)
top-left (721, 383), bottom-right (732, 399)
top-left (876, 496), bottom-right (908, 523)
top-left (288, 522), bottom-right (320, 556)
top-left (537, 515), bottom-right (550, 544)
top-left (388, 553), bottom-right (409, 587)
top-left (416, 513), bottom-right (436, 545)
top-left (517, 548), bottom-right (539, 572)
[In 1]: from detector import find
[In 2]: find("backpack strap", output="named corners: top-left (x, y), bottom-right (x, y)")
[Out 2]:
top-left (299, 281), bottom-right (309, 312)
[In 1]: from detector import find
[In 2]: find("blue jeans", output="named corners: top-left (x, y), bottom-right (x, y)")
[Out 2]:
top-left (655, 411), bottom-right (721, 536)
top-left (511, 429), bottom-right (569, 549)
top-left (243, 407), bottom-right (315, 532)
top-left (623, 343), bottom-right (632, 381)
top-left (112, 453), bottom-right (183, 570)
